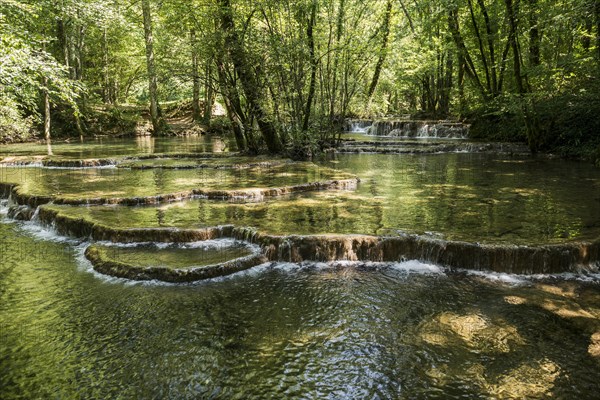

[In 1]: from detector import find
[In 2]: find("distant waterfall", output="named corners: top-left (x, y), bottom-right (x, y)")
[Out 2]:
top-left (345, 119), bottom-right (469, 139)
top-left (345, 119), bottom-right (373, 133)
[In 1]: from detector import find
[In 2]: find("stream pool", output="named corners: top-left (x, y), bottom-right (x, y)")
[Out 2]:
top-left (1, 136), bottom-right (599, 398)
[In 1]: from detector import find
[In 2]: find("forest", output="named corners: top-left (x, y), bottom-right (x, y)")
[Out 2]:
top-left (3, 2), bottom-right (600, 397)
top-left (1, 0), bottom-right (599, 161)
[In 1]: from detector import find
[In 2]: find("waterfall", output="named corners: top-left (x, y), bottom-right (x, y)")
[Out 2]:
top-left (345, 119), bottom-right (373, 133)
top-left (31, 206), bottom-right (41, 222)
top-left (0, 199), bottom-right (8, 216)
top-left (345, 119), bottom-right (469, 139)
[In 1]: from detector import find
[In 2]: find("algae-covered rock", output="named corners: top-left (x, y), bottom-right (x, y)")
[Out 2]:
top-left (85, 242), bottom-right (266, 282)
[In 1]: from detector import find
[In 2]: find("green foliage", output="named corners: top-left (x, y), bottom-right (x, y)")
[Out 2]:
top-left (0, 0), bottom-right (598, 158)
top-left (0, 97), bottom-right (35, 143)
top-left (208, 116), bottom-right (232, 134)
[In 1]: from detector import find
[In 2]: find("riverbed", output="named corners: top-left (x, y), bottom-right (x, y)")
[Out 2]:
top-left (1, 135), bottom-right (599, 398)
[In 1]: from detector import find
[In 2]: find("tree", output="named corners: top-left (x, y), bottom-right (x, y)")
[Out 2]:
top-left (217, 0), bottom-right (283, 153)
top-left (141, 0), bottom-right (166, 135)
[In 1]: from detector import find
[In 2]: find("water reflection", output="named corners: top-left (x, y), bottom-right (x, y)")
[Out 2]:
top-left (135, 135), bottom-right (155, 153)
top-left (1, 137), bottom-right (600, 398)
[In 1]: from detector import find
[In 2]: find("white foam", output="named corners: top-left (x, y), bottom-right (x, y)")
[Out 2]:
top-left (459, 268), bottom-right (600, 285)
top-left (0, 199), bottom-right (8, 216)
top-left (349, 123), bottom-right (372, 133)
top-left (462, 269), bottom-right (530, 285)
top-left (387, 260), bottom-right (446, 274)
top-left (527, 271), bottom-right (600, 284)
top-left (0, 162), bottom-right (44, 168)
top-left (263, 260), bottom-right (446, 275)
top-left (17, 219), bottom-right (82, 244)
top-left (44, 164), bottom-right (117, 170)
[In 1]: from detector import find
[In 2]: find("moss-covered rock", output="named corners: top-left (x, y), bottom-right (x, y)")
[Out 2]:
top-left (85, 243), bottom-right (266, 282)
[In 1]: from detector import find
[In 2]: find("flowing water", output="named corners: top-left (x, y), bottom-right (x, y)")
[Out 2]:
top-left (1, 136), bottom-right (600, 398)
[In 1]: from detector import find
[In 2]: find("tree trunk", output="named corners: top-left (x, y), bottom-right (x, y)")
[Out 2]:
top-left (43, 77), bottom-right (51, 142)
top-left (467, 0), bottom-right (491, 93)
top-left (217, 0), bottom-right (282, 153)
top-left (477, 0), bottom-right (498, 95)
top-left (458, 53), bottom-right (466, 116)
top-left (527, 0), bottom-right (541, 66)
top-left (505, 0), bottom-right (525, 95)
top-left (440, 51), bottom-right (453, 116)
top-left (596, 0), bottom-right (600, 61)
top-left (222, 95), bottom-right (246, 151)
top-left (102, 28), bottom-right (111, 104)
top-left (76, 22), bottom-right (86, 110)
top-left (329, 0), bottom-right (345, 125)
top-left (191, 29), bottom-right (201, 121)
top-left (505, 0), bottom-right (540, 152)
top-left (215, 53), bottom-right (247, 151)
top-left (448, 8), bottom-right (488, 100)
top-left (56, 19), bottom-right (71, 77)
top-left (367, 0), bottom-right (393, 100)
top-left (203, 61), bottom-right (215, 124)
top-left (302, 1), bottom-right (318, 132)
top-left (142, 0), bottom-right (165, 135)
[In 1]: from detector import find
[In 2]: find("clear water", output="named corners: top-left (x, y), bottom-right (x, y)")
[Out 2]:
top-left (92, 241), bottom-right (254, 269)
top-left (0, 136), bottom-right (237, 159)
top-left (1, 137), bottom-right (600, 399)
top-left (40, 153), bottom-right (600, 244)
top-left (1, 221), bottom-right (599, 399)
top-left (0, 162), bottom-right (354, 201)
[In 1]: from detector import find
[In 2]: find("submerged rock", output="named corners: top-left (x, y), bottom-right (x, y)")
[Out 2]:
top-left (7, 204), bottom-right (36, 221)
top-left (0, 175), bottom-right (359, 206)
top-left (85, 243), bottom-right (266, 282)
top-left (2, 152), bottom-right (599, 276)
top-left (336, 142), bottom-right (530, 155)
top-left (33, 205), bottom-right (600, 275)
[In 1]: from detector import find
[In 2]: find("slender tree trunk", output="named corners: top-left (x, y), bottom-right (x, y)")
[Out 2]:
top-left (215, 52), bottom-right (247, 151)
top-left (527, 0), bottom-right (541, 66)
top-left (399, 0), bottom-right (415, 33)
top-left (367, 0), bottom-right (393, 100)
top-left (142, 0), bottom-right (165, 135)
top-left (329, 0), bottom-right (345, 125)
top-left (76, 22), bottom-right (86, 110)
top-left (467, 0), bottom-right (492, 93)
top-left (596, 0), bottom-right (600, 61)
top-left (497, 38), bottom-right (512, 92)
top-left (217, 0), bottom-right (282, 153)
top-left (448, 8), bottom-right (488, 100)
top-left (40, 38), bottom-right (51, 149)
top-left (75, 24), bottom-right (84, 81)
top-left (505, 0), bottom-right (525, 94)
top-left (477, 0), bottom-right (498, 95)
top-left (43, 77), bottom-right (51, 142)
top-left (102, 28), bottom-right (111, 104)
top-left (56, 19), bottom-right (71, 77)
top-left (458, 53), bottom-right (466, 116)
top-left (203, 61), bottom-right (215, 124)
top-left (440, 51), bottom-right (453, 115)
top-left (505, 0), bottom-right (540, 152)
top-left (302, 1), bottom-right (318, 132)
top-left (190, 29), bottom-right (201, 121)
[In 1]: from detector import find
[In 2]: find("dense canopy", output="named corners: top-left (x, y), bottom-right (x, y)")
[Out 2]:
top-left (1, 0), bottom-right (599, 159)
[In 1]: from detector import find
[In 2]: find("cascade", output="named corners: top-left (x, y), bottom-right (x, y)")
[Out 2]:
top-left (344, 118), bottom-right (470, 139)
